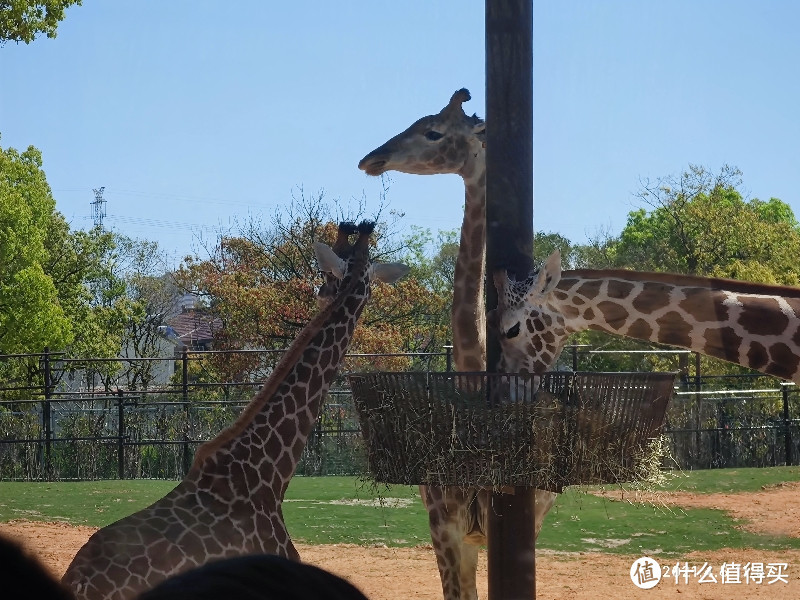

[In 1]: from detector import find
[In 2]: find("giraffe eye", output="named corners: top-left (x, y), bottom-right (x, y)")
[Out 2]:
top-left (425, 131), bottom-right (444, 141)
top-left (506, 323), bottom-right (521, 339)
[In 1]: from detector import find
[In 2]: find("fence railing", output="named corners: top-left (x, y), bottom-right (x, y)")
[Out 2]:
top-left (1, 347), bottom-right (798, 480)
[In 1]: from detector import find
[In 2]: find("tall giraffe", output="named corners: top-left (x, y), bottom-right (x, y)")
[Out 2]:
top-left (62, 222), bottom-right (409, 600)
top-left (491, 249), bottom-right (800, 384)
top-left (359, 89), bottom-right (555, 600)
top-left (360, 88), bottom-right (486, 372)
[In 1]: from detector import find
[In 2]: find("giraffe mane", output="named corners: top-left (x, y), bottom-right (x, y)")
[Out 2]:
top-left (563, 269), bottom-right (800, 298)
top-left (189, 229), bottom-right (371, 473)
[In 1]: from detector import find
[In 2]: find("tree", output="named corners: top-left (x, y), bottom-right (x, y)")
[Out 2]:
top-left (567, 164), bottom-right (800, 378)
top-left (0, 0), bottom-right (81, 44)
top-left (0, 140), bottom-right (71, 354)
top-left (106, 235), bottom-right (176, 390)
top-left (533, 231), bottom-right (575, 270)
top-left (178, 192), bottom-right (450, 383)
top-left (611, 164), bottom-right (800, 284)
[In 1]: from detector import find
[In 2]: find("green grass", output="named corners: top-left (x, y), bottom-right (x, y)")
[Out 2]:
top-left (639, 465), bottom-right (800, 494)
top-left (1, 466), bottom-right (799, 554)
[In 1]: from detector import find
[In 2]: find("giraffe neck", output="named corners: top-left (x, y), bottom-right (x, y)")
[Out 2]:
top-left (452, 150), bottom-right (487, 372)
top-left (188, 277), bottom-right (369, 499)
top-left (538, 271), bottom-right (800, 383)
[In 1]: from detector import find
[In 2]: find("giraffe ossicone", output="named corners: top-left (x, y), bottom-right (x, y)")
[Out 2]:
top-left (62, 221), bottom-right (408, 600)
top-left (492, 250), bottom-right (800, 384)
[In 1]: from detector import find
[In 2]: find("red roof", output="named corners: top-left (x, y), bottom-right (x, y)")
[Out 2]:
top-left (166, 309), bottom-right (221, 346)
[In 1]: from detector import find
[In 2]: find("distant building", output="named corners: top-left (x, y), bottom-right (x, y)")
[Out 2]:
top-left (163, 307), bottom-right (222, 353)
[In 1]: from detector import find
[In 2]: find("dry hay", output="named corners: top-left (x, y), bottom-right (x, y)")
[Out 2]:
top-left (349, 372), bottom-right (675, 492)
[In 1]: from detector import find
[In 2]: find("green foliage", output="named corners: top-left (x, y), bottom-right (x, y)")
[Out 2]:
top-left (45, 222), bottom-right (131, 365)
top-left (533, 231), bottom-right (575, 269)
top-left (0, 141), bottom-right (71, 354)
top-left (568, 164), bottom-right (800, 373)
top-left (0, 0), bottom-right (82, 44)
top-left (611, 164), bottom-right (800, 284)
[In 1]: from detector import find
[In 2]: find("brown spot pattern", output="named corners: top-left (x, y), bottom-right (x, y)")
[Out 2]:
top-left (678, 288), bottom-right (729, 322)
top-left (626, 318), bottom-right (654, 340)
top-left (596, 301), bottom-right (629, 330)
top-left (655, 311), bottom-right (693, 347)
top-left (747, 341), bottom-right (769, 370)
top-left (632, 282), bottom-right (675, 313)
top-left (768, 343), bottom-right (800, 380)
top-left (576, 279), bottom-right (603, 299)
top-left (606, 280), bottom-right (634, 299)
top-left (738, 298), bottom-right (790, 336)
top-left (703, 326), bottom-right (744, 362)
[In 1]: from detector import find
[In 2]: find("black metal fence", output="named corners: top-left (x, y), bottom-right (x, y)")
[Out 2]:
top-left (1, 347), bottom-right (798, 480)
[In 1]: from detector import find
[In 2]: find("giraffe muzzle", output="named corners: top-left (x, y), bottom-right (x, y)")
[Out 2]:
top-left (357, 154), bottom-right (387, 176)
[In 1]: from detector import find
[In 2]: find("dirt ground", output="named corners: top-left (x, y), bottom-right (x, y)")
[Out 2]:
top-left (3, 483), bottom-right (800, 599)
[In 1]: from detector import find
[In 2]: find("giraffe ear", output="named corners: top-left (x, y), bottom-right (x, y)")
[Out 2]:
top-left (492, 269), bottom-right (512, 307)
top-left (372, 262), bottom-right (410, 284)
top-left (313, 242), bottom-right (346, 280)
top-left (528, 250), bottom-right (562, 300)
top-left (473, 121), bottom-right (486, 144)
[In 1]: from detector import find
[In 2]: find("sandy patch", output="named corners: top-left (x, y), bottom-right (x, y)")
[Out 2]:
top-left (2, 518), bottom-right (798, 599)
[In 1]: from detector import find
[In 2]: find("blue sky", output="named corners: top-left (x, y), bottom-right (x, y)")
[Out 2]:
top-left (2, 1), bottom-right (798, 266)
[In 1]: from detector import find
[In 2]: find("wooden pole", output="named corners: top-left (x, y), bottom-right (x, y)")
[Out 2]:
top-left (485, 1), bottom-right (536, 599)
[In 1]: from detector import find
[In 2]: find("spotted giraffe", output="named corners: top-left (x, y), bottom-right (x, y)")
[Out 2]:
top-left (491, 250), bottom-right (800, 383)
top-left (62, 222), bottom-right (408, 600)
top-left (359, 89), bottom-right (555, 600)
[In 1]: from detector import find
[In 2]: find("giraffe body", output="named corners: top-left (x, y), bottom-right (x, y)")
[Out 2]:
top-left (360, 90), bottom-right (555, 600)
top-left (492, 250), bottom-right (800, 384)
top-left (62, 223), bottom-right (408, 600)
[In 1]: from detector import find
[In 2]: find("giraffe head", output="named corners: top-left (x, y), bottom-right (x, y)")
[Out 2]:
top-left (489, 250), bottom-right (568, 374)
top-left (358, 88), bottom-right (485, 178)
top-left (313, 221), bottom-right (409, 310)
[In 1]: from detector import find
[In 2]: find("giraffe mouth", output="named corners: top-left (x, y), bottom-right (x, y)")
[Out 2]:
top-left (358, 157), bottom-right (387, 176)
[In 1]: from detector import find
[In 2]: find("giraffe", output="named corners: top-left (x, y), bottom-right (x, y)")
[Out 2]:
top-left (491, 249), bottom-right (800, 385)
top-left (359, 89), bottom-right (555, 600)
top-left (62, 222), bottom-right (409, 600)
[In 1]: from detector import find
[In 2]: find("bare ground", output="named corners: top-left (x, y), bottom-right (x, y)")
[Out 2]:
top-left (3, 482), bottom-right (800, 599)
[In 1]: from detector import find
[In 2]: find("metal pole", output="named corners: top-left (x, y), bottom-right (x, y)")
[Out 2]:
top-left (42, 347), bottom-right (53, 480)
top-left (783, 383), bottom-right (792, 466)
top-left (117, 389), bottom-right (126, 479)
top-left (182, 347), bottom-right (191, 476)
top-left (485, 1), bottom-right (535, 598)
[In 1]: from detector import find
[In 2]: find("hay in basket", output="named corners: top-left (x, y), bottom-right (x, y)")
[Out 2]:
top-left (348, 371), bottom-right (675, 493)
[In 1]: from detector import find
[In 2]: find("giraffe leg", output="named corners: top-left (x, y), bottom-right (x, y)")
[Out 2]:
top-left (533, 489), bottom-right (558, 539)
top-left (459, 542), bottom-right (480, 600)
top-left (421, 485), bottom-right (472, 600)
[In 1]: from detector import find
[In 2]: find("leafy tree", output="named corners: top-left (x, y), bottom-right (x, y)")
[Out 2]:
top-left (0, 140), bottom-right (71, 355)
top-left (44, 221), bottom-right (128, 358)
top-left (178, 192), bottom-right (450, 383)
top-left (567, 164), bottom-right (800, 379)
top-left (0, 0), bottom-right (81, 44)
top-left (611, 164), bottom-right (800, 284)
top-left (533, 231), bottom-right (575, 270)
top-left (110, 235), bottom-right (176, 390)
top-left (1, 139), bottom-right (176, 396)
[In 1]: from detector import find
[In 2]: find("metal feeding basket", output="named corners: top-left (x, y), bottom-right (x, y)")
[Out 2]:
top-left (349, 371), bottom-right (676, 492)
